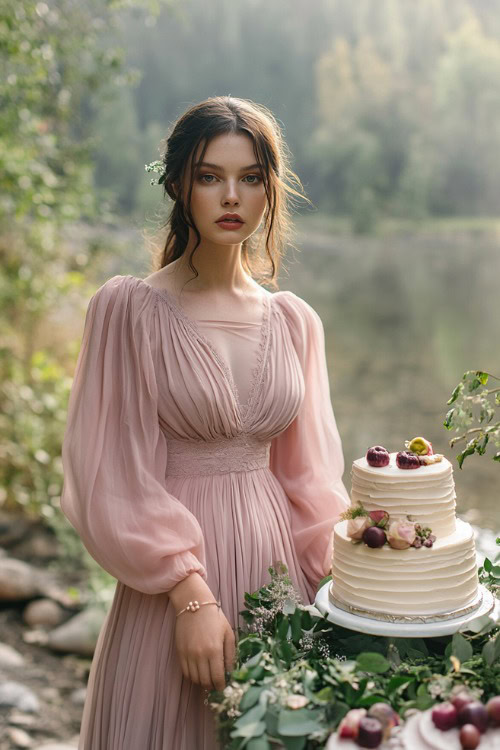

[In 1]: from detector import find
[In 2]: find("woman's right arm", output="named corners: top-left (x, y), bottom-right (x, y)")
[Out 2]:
top-left (60, 275), bottom-right (234, 688)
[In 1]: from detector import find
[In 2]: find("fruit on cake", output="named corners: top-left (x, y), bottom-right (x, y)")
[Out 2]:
top-left (330, 437), bottom-right (481, 621)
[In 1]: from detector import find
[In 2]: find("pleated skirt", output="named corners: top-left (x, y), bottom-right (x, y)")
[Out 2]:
top-left (77, 467), bottom-right (315, 749)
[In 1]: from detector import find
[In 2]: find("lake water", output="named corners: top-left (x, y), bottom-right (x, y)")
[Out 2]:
top-left (280, 219), bottom-right (500, 534)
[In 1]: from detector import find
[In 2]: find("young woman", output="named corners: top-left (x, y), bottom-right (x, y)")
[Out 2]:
top-left (60, 95), bottom-right (350, 749)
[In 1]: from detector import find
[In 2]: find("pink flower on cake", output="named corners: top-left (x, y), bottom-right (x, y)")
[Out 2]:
top-left (387, 520), bottom-right (416, 549)
top-left (347, 515), bottom-right (372, 540)
top-left (368, 510), bottom-right (390, 528)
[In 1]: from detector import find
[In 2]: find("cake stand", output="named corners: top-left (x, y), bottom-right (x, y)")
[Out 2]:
top-left (314, 581), bottom-right (498, 637)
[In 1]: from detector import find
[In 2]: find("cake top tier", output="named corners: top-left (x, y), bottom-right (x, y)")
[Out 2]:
top-left (351, 452), bottom-right (456, 538)
top-left (353, 452), bottom-right (452, 481)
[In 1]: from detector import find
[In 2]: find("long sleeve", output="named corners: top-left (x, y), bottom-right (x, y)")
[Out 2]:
top-left (269, 292), bottom-right (350, 591)
top-left (60, 275), bottom-right (208, 595)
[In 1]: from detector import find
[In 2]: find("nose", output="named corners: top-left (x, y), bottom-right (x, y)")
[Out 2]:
top-left (222, 179), bottom-right (240, 206)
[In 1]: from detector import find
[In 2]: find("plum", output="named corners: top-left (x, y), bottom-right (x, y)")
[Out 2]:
top-left (362, 526), bottom-right (387, 548)
top-left (486, 695), bottom-right (500, 725)
top-left (337, 708), bottom-right (367, 739)
top-left (451, 690), bottom-right (474, 713)
top-left (367, 703), bottom-right (399, 739)
top-left (459, 724), bottom-right (481, 749)
top-left (396, 451), bottom-right (421, 470)
top-left (366, 446), bottom-right (390, 467)
top-left (357, 717), bottom-right (383, 748)
top-left (431, 701), bottom-right (458, 730)
top-left (457, 702), bottom-right (489, 733)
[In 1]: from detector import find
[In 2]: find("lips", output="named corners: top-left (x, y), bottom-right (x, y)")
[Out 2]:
top-left (216, 213), bottom-right (244, 223)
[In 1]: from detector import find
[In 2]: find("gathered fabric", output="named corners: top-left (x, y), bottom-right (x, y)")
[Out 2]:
top-left (60, 274), bottom-right (350, 749)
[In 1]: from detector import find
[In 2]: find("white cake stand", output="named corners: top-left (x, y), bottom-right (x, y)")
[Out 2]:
top-left (314, 582), bottom-right (498, 637)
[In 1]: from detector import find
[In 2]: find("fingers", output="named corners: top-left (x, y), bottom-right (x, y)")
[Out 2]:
top-left (198, 658), bottom-right (215, 691)
top-left (224, 628), bottom-right (236, 675)
top-left (187, 657), bottom-right (200, 687)
top-left (179, 654), bottom-right (190, 682)
top-left (208, 651), bottom-right (226, 692)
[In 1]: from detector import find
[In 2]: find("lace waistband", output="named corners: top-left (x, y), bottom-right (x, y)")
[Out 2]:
top-left (165, 434), bottom-right (271, 477)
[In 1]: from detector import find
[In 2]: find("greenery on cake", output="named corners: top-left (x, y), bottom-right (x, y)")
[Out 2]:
top-left (444, 370), bottom-right (500, 468)
top-left (208, 560), bottom-right (500, 749)
top-left (340, 506), bottom-right (368, 521)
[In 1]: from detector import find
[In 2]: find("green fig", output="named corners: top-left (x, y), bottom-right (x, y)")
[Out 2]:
top-left (406, 436), bottom-right (433, 456)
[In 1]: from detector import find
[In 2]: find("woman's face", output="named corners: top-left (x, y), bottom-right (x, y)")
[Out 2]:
top-left (180, 132), bottom-right (268, 248)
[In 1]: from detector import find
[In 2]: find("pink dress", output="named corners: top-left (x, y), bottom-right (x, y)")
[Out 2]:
top-left (60, 274), bottom-right (350, 749)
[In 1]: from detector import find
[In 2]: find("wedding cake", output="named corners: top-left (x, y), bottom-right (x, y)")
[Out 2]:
top-left (330, 437), bottom-right (481, 622)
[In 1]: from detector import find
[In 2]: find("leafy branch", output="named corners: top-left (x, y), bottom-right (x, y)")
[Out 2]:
top-left (444, 370), bottom-right (500, 468)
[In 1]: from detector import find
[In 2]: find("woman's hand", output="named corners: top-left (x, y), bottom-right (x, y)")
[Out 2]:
top-left (174, 603), bottom-right (235, 691)
top-left (169, 572), bottom-right (236, 691)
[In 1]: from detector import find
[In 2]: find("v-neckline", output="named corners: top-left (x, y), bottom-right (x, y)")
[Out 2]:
top-left (132, 276), bottom-right (273, 427)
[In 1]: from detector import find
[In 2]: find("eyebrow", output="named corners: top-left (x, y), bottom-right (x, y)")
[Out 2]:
top-left (194, 161), bottom-right (263, 171)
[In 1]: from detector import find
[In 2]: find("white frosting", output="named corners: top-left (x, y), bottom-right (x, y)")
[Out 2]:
top-left (332, 519), bottom-right (478, 615)
top-left (351, 452), bottom-right (457, 536)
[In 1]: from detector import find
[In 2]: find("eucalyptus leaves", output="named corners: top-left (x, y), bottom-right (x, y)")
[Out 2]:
top-left (444, 370), bottom-right (500, 467)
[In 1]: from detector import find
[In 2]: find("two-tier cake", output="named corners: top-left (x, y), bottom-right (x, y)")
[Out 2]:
top-left (330, 438), bottom-right (481, 622)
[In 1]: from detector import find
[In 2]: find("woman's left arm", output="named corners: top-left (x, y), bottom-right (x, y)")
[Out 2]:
top-left (269, 293), bottom-right (350, 593)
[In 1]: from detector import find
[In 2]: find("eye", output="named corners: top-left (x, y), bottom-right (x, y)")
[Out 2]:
top-left (199, 173), bottom-right (217, 183)
top-left (244, 174), bottom-right (262, 184)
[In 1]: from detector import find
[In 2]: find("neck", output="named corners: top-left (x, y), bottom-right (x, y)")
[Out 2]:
top-left (172, 239), bottom-right (253, 293)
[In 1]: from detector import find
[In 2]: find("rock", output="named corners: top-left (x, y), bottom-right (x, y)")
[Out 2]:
top-left (0, 558), bottom-right (42, 601)
top-left (7, 726), bottom-right (33, 747)
top-left (70, 687), bottom-right (86, 705)
top-left (47, 607), bottom-right (106, 656)
top-left (0, 680), bottom-right (40, 712)
top-left (6, 710), bottom-right (36, 727)
top-left (0, 555), bottom-right (75, 607)
top-left (40, 686), bottom-right (60, 702)
top-left (11, 527), bottom-right (60, 560)
top-left (0, 642), bottom-right (25, 668)
top-left (0, 511), bottom-right (31, 548)
top-left (23, 599), bottom-right (66, 628)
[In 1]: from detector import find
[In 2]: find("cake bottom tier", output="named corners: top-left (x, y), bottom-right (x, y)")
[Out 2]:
top-left (331, 518), bottom-right (479, 617)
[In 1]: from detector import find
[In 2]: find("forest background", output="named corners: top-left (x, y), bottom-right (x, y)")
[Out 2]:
top-left (1, 0), bottom-right (499, 596)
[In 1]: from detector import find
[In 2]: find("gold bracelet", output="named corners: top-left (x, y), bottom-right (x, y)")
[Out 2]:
top-left (176, 599), bottom-right (221, 618)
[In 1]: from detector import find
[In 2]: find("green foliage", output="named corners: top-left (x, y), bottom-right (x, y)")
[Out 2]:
top-left (208, 563), bottom-right (500, 749)
top-left (444, 370), bottom-right (500, 467)
top-left (0, 347), bottom-right (71, 516)
top-left (0, 0), bottom-right (173, 605)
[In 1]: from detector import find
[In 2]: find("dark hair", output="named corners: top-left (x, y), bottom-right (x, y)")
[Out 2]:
top-left (148, 96), bottom-right (311, 291)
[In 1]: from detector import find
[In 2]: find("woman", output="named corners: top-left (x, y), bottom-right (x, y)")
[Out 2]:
top-left (60, 95), bottom-right (350, 750)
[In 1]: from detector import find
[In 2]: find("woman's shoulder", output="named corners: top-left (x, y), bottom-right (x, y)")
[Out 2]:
top-left (89, 274), bottom-right (159, 323)
top-left (271, 288), bottom-right (322, 328)
top-left (93, 274), bottom-right (157, 303)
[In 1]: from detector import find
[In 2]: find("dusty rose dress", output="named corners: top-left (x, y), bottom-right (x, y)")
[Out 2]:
top-left (60, 274), bottom-right (349, 749)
